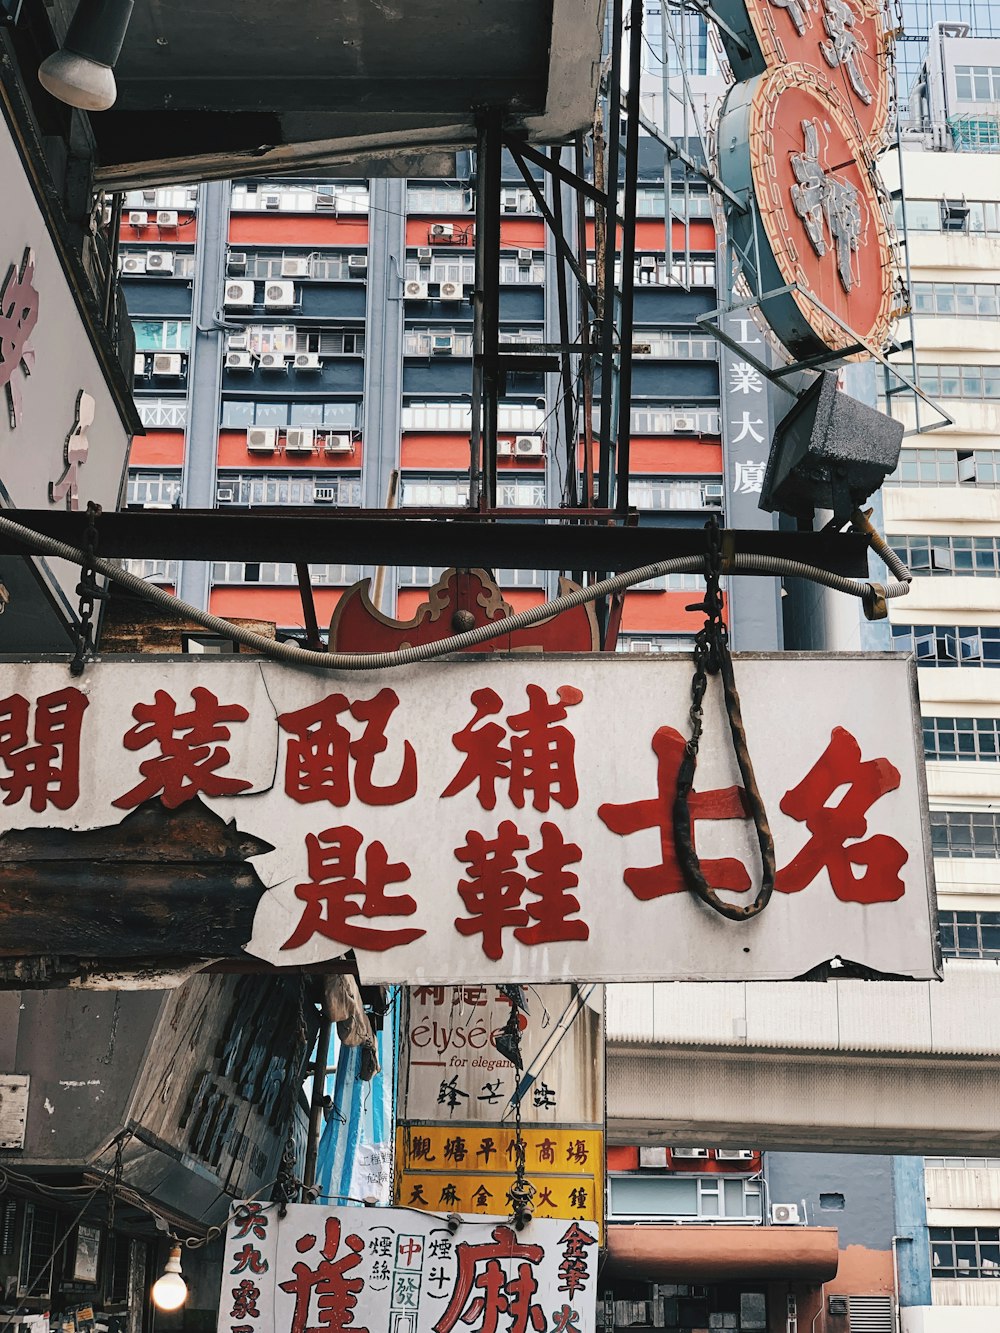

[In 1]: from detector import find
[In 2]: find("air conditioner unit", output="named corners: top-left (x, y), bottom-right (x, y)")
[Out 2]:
top-left (258, 352), bottom-right (287, 371)
top-left (282, 256), bottom-right (312, 278)
top-left (430, 223), bottom-right (454, 241)
top-left (439, 281), bottom-right (464, 301)
top-left (324, 434), bottom-right (353, 454)
top-left (145, 250), bottom-right (175, 274)
top-left (517, 248), bottom-right (533, 265)
top-left (152, 353), bottom-right (183, 377)
top-left (128, 211), bottom-right (148, 226)
top-left (497, 440), bottom-right (514, 457)
top-left (701, 483), bottom-right (724, 507)
top-left (314, 486), bottom-right (337, 501)
top-left (228, 332), bottom-right (249, 351)
top-left (432, 335), bottom-right (454, 354)
top-left (770, 1203), bottom-right (801, 1225)
top-left (715, 1150), bottom-right (756, 1161)
top-left (263, 193), bottom-right (282, 211)
top-left (226, 351), bottom-right (254, 370)
top-left (285, 428), bottom-right (316, 454)
top-left (142, 190), bottom-right (157, 205)
top-left (225, 280), bottom-right (255, 308)
top-left (347, 254), bottom-right (368, 273)
top-left (404, 280), bottom-right (429, 299)
top-left (673, 415), bottom-right (697, 433)
top-left (133, 353), bottom-right (146, 377)
top-left (295, 352), bottom-right (322, 370)
top-left (514, 435), bottom-right (543, 458)
top-left (416, 247), bottom-right (433, 262)
top-left (121, 254), bottom-right (146, 274)
top-left (246, 428), bottom-right (278, 454)
top-left (671, 1148), bottom-right (709, 1159)
top-left (264, 281), bottom-right (295, 309)
top-left (638, 1147), bottom-right (668, 1169)
top-left (707, 412), bottom-right (722, 434)
top-left (227, 251), bottom-right (248, 275)
top-left (156, 210), bottom-right (178, 227)
top-left (315, 188), bottom-right (337, 210)
top-left (639, 255), bottom-right (657, 269)
top-left (216, 487), bottom-right (235, 502)
top-left (502, 190), bottom-right (519, 212)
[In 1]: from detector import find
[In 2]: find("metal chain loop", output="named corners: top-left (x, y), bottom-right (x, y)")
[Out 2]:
top-left (495, 989), bottom-right (534, 1230)
top-left (672, 517), bottom-right (776, 922)
top-left (70, 502), bottom-right (107, 677)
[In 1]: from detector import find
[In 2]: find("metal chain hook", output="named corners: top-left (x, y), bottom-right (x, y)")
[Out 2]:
top-left (672, 517), bottom-right (776, 922)
top-left (70, 502), bottom-right (108, 677)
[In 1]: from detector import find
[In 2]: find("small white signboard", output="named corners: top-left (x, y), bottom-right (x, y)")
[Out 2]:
top-left (216, 1203), bottom-right (598, 1333)
top-left (0, 655), bottom-right (938, 983)
top-left (0, 1073), bottom-right (29, 1148)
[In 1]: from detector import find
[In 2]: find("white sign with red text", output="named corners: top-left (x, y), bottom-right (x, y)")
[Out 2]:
top-left (0, 655), bottom-right (938, 982)
top-left (218, 1203), bottom-right (598, 1333)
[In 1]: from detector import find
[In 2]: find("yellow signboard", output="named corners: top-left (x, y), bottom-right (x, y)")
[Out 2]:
top-left (394, 1124), bottom-right (604, 1237)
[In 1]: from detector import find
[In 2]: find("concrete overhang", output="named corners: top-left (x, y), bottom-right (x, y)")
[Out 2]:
top-left (40, 0), bottom-right (606, 188)
top-left (605, 1224), bottom-right (841, 1283)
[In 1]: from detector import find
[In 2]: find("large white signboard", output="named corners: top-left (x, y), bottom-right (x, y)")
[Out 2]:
top-left (217, 1204), bottom-right (599, 1333)
top-left (0, 656), bottom-right (938, 982)
top-left (0, 102), bottom-right (133, 617)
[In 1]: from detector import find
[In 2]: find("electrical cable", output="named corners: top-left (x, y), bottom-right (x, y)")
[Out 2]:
top-left (0, 508), bottom-right (909, 672)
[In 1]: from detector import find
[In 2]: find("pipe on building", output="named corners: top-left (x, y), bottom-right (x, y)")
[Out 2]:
top-left (605, 1224), bottom-right (841, 1283)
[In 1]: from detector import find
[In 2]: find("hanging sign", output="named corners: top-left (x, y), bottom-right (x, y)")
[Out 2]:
top-left (217, 1203), bottom-right (599, 1333)
top-left (395, 986), bottom-right (605, 1236)
top-left (0, 95), bottom-right (133, 629)
top-left (714, 0), bottom-right (897, 359)
top-left (0, 656), bottom-right (938, 984)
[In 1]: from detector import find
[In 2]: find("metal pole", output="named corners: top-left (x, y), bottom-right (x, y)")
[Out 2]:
top-left (550, 147), bottom-right (579, 507)
top-left (575, 133), bottom-right (596, 510)
top-left (479, 109), bottom-right (504, 511)
top-left (597, 0), bottom-right (624, 510)
top-left (470, 121), bottom-right (488, 508)
top-left (301, 1011), bottom-right (334, 1198)
top-left (615, 0), bottom-right (644, 515)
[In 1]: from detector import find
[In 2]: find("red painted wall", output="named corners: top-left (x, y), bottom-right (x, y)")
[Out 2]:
top-left (228, 216), bottom-right (369, 246)
top-left (401, 435), bottom-right (545, 470)
top-left (128, 430), bottom-right (185, 468)
top-left (216, 430), bottom-right (363, 469)
top-left (584, 219), bottom-right (715, 251)
top-left (209, 586), bottom-right (345, 627)
top-left (119, 213), bottom-right (197, 245)
top-left (580, 438), bottom-right (723, 474)
top-left (403, 218), bottom-right (548, 249)
top-left (622, 591), bottom-right (727, 633)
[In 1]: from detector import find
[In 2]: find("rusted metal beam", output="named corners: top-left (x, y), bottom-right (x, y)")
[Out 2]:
top-left (295, 562), bottom-right (323, 649)
top-left (1, 510), bottom-right (873, 576)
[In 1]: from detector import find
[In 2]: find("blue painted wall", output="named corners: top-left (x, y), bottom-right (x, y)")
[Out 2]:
top-left (892, 1156), bottom-right (932, 1307)
top-left (766, 1152), bottom-right (895, 1249)
top-left (121, 278), bottom-right (194, 316)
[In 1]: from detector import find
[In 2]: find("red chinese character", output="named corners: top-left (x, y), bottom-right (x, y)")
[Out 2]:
top-left (515, 822), bottom-right (588, 946)
top-left (230, 1280), bottom-right (260, 1321)
top-left (454, 821), bottom-right (530, 961)
top-left (598, 726), bottom-right (751, 900)
top-left (0, 687), bottom-right (87, 812)
top-left (0, 248), bottom-right (39, 428)
top-left (775, 726), bottom-right (908, 903)
top-left (551, 1306), bottom-right (583, 1333)
top-left (232, 1203), bottom-right (269, 1241)
top-left (557, 1224), bottom-right (596, 1298)
top-left (278, 1217), bottom-right (368, 1333)
top-left (434, 1225), bottom-right (546, 1333)
top-left (282, 826), bottom-right (424, 951)
top-left (231, 1245), bottom-right (268, 1275)
top-left (443, 685), bottom-right (583, 812)
top-left (113, 688), bottom-right (252, 809)
top-left (278, 689), bottom-right (416, 807)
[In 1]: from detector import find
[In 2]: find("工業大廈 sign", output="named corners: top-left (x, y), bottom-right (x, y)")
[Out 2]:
top-left (0, 655), bottom-right (938, 982)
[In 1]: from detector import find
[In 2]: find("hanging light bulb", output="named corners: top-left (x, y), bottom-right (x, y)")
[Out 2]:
top-left (151, 1244), bottom-right (188, 1312)
top-left (38, 0), bottom-right (136, 111)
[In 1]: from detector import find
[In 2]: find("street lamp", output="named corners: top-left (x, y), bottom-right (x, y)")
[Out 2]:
top-left (151, 1244), bottom-right (188, 1312)
top-left (38, 0), bottom-right (135, 111)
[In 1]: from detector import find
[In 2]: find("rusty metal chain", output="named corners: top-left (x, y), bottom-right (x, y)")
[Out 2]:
top-left (105, 1130), bottom-right (126, 1238)
top-left (70, 502), bottom-right (107, 677)
top-left (495, 989), bottom-right (534, 1229)
top-left (672, 517), bottom-right (776, 922)
top-left (275, 976), bottom-right (311, 1215)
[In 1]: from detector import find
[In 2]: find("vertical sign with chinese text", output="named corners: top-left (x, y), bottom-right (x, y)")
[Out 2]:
top-left (395, 986), bottom-right (604, 1235)
top-left (218, 1203), bottom-right (598, 1333)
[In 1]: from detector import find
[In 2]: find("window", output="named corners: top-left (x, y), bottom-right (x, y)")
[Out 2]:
top-left (930, 810), bottom-right (1000, 858)
top-left (221, 400), bottom-right (360, 429)
top-left (132, 320), bottom-right (191, 351)
top-left (955, 65), bottom-right (1000, 101)
top-left (930, 1227), bottom-right (1000, 1278)
top-left (891, 535), bottom-right (1000, 575)
top-left (635, 331), bottom-right (719, 359)
top-left (916, 365), bottom-right (1000, 400)
top-left (230, 182), bottom-right (369, 213)
top-left (938, 910), bottom-right (1000, 959)
top-left (126, 471), bottom-right (182, 507)
top-left (406, 185), bottom-right (472, 213)
top-left (211, 562), bottom-right (360, 585)
top-left (902, 198), bottom-right (1000, 236)
top-left (891, 623), bottom-right (1000, 666)
top-left (890, 449), bottom-right (962, 486)
top-left (400, 477), bottom-right (470, 507)
top-left (630, 477), bottom-right (725, 509)
top-left (136, 398), bottom-right (187, 428)
top-left (401, 403), bottom-right (544, 433)
top-left (924, 716), bottom-right (1000, 761)
top-left (608, 1174), bottom-right (763, 1221)
top-left (123, 558), bottom-right (178, 583)
top-left (926, 1156), bottom-right (1000, 1169)
top-left (911, 282), bottom-right (1000, 317)
top-left (497, 479), bottom-right (546, 507)
top-left (216, 474), bottom-right (361, 507)
top-left (626, 406), bottom-right (722, 435)
top-left (617, 634), bottom-right (698, 653)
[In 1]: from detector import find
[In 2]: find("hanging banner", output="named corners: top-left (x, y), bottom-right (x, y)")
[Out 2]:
top-left (0, 656), bottom-right (938, 984)
top-left (217, 1203), bottom-right (599, 1333)
top-left (395, 986), bottom-right (605, 1236)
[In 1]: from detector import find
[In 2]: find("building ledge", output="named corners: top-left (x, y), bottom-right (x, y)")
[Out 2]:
top-left (604, 1224), bottom-right (840, 1282)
